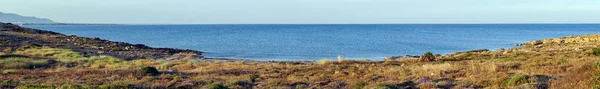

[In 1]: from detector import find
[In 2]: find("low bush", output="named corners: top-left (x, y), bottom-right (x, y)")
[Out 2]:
top-left (0, 57), bottom-right (51, 69)
top-left (503, 74), bottom-right (529, 87)
top-left (142, 66), bottom-right (160, 75)
top-left (59, 84), bottom-right (84, 89)
top-left (207, 83), bottom-right (228, 89)
top-left (591, 75), bottom-right (600, 89)
top-left (226, 81), bottom-right (253, 89)
top-left (421, 52), bottom-right (436, 62)
top-left (19, 84), bottom-right (56, 89)
top-left (591, 61), bottom-right (600, 89)
top-left (1, 80), bottom-right (18, 86)
top-left (98, 84), bottom-right (136, 89)
top-left (365, 84), bottom-right (395, 89)
top-left (350, 83), bottom-right (367, 89)
top-left (249, 74), bottom-right (260, 82)
top-left (592, 48), bottom-right (600, 56)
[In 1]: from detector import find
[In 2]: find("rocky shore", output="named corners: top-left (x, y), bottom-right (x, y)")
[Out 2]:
top-left (0, 22), bottom-right (202, 60)
top-left (1, 22), bottom-right (599, 88)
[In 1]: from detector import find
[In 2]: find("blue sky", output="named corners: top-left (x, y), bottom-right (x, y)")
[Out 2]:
top-left (1, 0), bottom-right (599, 24)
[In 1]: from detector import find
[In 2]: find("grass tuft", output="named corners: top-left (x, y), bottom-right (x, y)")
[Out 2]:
top-left (592, 48), bottom-right (600, 56)
top-left (421, 52), bottom-right (436, 62)
top-left (503, 74), bottom-right (530, 87)
top-left (1, 80), bottom-right (19, 86)
top-left (207, 83), bottom-right (229, 89)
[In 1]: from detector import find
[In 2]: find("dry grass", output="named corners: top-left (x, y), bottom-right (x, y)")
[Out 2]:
top-left (2, 35), bottom-right (600, 88)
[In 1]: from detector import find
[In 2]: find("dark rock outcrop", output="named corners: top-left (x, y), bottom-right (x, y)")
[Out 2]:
top-left (0, 22), bottom-right (202, 59)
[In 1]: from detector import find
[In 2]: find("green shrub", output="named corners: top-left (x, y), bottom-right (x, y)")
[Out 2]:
top-left (226, 81), bottom-right (253, 89)
top-left (249, 74), bottom-right (260, 82)
top-left (1, 80), bottom-right (18, 86)
top-left (591, 74), bottom-right (600, 89)
top-left (85, 56), bottom-right (130, 69)
top-left (207, 83), bottom-right (228, 89)
top-left (59, 84), bottom-right (84, 89)
top-left (19, 84), bottom-right (56, 89)
top-left (592, 48), bottom-right (600, 56)
top-left (14, 47), bottom-right (84, 63)
top-left (350, 83), bottom-right (367, 89)
top-left (2, 70), bottom-right (16, 75)
top-left (0, 57), bottom-right (51, 69)
top-left (503, 74), bottom-right (529, 86)
top-left (421, 52), bottom-right (436, 62)
top-left (592, 61), bottom-right (600, 89)
top-left (365, 84), bottom-right (395, 89)
top-left (595, 61), bottom-right (600, 70)
top-left (141, 66), bottom-right (160, 75)
top-left (98, 84), bottom-right (136, 89)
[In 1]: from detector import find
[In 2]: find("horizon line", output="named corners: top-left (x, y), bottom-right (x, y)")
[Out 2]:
top-left (17, 22), bottom-right (600, 25)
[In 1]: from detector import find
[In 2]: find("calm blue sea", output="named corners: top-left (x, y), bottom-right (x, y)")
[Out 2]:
top-left (25, 24), bottom-right (600, 61)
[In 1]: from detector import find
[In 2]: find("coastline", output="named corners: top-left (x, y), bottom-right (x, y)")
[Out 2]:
top-left (10, 23), bottom-right (598, 61)
top-left (1, 22), bottom-right (203, 60)
top-left (25, 24), bottom-right (600, 61)
top-left (2, 22), bottom-right (600, 88)
top-left (6, 22), bottom-right (599, 61)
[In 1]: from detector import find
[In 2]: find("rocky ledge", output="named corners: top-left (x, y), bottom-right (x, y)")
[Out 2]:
top-left (0, 22), bottom-right (202, 60)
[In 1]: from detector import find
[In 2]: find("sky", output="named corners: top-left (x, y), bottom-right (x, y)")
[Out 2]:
top-left (1, 0), bottom-right (600, 24)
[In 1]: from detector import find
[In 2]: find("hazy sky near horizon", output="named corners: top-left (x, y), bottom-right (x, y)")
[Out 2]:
top-left (2, 0), bottom-right (600, 24)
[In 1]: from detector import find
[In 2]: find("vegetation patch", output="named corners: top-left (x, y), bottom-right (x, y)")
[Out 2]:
top-left (1, 33), bottom-right (600, 88)
top-left (142, 66), bottom-right (160, 75)
top-left (14, 47), bottom-right (84, 63)
top-left (591, 48), bottom-right (600, 56)
top-left (98, 84), bottom-right (136, 89)
top-left (58, 84), bottom-right (84, 89)
top-left (0, 57), bottom-right (51, 69)
top-left (421, 52), bottom-right (436, 62)
top-left (2, 69), bottom-right (17, 75)
top-left (19, 84), bottom-right (56, 89)
top-left (84, 56), bottom-right (130, 69)
top-left (590, 75), bottom-right (600, 89)
top-left (365, 84), bottom-right (395, 89)
top-left (207, 83), bottom-right (229, 89)
top-left (591, 61), bottom-right (600, 89)
top-left (1, 80), bottom-right (19, 86)
top-left (503, 74), bottom-right (530, 87)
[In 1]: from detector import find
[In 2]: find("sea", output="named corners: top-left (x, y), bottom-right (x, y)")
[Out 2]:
top-left (25, 24), bottom-right (600, 61)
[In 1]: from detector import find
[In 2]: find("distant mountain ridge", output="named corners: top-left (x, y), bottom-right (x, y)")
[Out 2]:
top-left (0, 12), bottom-right (55, 23)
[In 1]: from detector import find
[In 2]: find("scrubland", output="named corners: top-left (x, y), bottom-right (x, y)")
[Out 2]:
top-left (1, 34), bottom-right (600, 89)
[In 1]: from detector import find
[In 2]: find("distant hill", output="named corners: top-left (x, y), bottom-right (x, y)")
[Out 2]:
top-left (0, 12), bottom-right (55, 23)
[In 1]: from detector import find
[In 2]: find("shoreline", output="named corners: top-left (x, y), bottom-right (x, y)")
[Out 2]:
top-left (17, 23), bottom-right (596, 61)
top-left (3, 22), bottom-right (600, 88)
